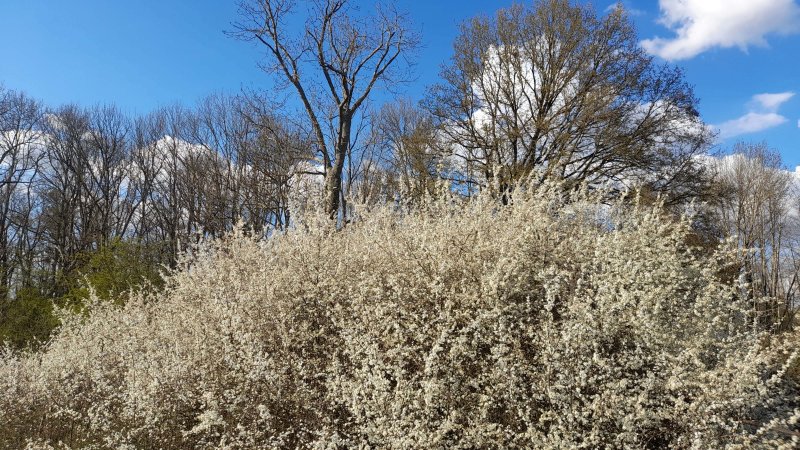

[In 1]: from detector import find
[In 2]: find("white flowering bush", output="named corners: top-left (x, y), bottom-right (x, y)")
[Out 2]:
top-left (1, 183), bottom-right (798, 449)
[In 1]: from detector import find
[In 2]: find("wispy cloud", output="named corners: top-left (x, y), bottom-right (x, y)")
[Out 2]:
top-left (641, 0), bottom-right (800, 61)
top-left (715, 91), bottom-right (794, 139)
top-left (751, 92), bottom-right (795, 111)
top-left (718, 113), bottom-right (788, 139)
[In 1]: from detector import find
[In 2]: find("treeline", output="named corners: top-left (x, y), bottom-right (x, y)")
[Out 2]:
top-left (0, 87), bottom-right (449, 347)
top-left (0, 90), bottom-right (317, 345)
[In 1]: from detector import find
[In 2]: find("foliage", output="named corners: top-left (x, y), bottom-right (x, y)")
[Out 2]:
top-left (63, 239), bottom-right (167, 306)
top-left (1, 184), bottom-right (798, 449)
top-left (0, 240), bottom-right (166, 350)
top-left (0, 287), bottom-right (59, 349)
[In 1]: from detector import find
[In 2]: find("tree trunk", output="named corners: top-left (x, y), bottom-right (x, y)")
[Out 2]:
top-left (324, 114), bottom-right (351, 221)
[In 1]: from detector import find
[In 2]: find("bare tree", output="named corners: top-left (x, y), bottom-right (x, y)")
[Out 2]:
top-left (424, 0), bottom-right (712, 203)
top-left (239, 99), bottom-right (312, 230)
top-left (130, 97), bottom-right (308, 261)
top-left (233, 0), bottom-right (418, 220)
top-left (372, 98), bottom-right (440, 202)
top-left (136, 105), bottom-right (195, 264)
top-left (716, 143), bottom-right (798, 331)
top-left (192, 94), bottom-right (308, 234)
top-left (82, 106), bottom-right (135, 246)
top-left (0, 88), bottom-right (44, 300)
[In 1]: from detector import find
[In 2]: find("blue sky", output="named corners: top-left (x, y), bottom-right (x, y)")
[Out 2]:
top-left (1, 0), bottom-right (798, 167)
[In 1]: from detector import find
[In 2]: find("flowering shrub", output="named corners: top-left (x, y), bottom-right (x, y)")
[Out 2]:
top-left (1, 184), bottom-right (798, 449)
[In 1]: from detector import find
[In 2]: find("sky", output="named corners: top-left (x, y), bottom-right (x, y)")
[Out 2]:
top-left (0, 0), bottom-right (798, 167)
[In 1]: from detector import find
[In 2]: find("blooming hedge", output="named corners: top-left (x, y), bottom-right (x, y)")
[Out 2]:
top-left (2, 185), bottom-right (798, 449)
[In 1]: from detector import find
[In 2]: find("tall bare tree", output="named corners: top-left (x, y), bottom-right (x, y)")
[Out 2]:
top-left (233, 0), bottom-right (418, 219)
top-left (425, 0), bottom-right (712, 203)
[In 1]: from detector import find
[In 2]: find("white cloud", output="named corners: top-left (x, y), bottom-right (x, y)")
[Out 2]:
top-left (716, 92), bottom-right (800, 139)
top-left (717, 112), bottom-right (788, 139)
top-left (641, 0), bottom-right (800, 60)
top-left (751, 92), bottom-right (795, 111)
top-left (715, 91), bottom-right (795, 139)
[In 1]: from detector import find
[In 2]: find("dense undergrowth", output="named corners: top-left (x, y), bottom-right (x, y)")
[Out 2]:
top-left (1, 184), bottom-right (798, 449)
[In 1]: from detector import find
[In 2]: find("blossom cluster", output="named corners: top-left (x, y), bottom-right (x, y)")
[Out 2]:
top-left (1, 184), bottom-right (798, 448)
